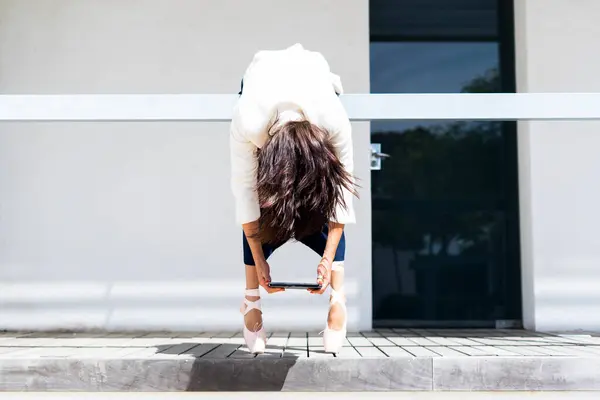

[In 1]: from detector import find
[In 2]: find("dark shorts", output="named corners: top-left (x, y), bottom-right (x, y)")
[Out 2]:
top-left (243, 225), bottom-right (346, 266)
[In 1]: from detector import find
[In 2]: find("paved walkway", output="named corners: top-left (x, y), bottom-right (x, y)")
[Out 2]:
top-left (1, 393), bottom-right (600, 399)
top-left (1, 329), bottom-right (600, 391)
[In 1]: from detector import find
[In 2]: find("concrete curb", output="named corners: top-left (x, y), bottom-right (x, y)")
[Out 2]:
top-left (1, 356), bottom-right (600, 391)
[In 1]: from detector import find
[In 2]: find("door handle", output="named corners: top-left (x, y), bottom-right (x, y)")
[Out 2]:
top-left (371, 151), bottom-right (390, 159)
top-left (370, 143), bottom-right (390, 170)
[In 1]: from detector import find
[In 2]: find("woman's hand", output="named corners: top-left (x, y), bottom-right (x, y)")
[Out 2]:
top-left (308, 257), bottom-right (331, 295)
top-left (256, 260), bottom-right (285, 294)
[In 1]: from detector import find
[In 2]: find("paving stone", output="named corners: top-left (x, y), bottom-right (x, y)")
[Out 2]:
top-left (469, 338), bottom-right (508, 345)
top-left (185, 343), bottom-right (220, 358)
top-left (211, 332), bottom-right (237, 338)
top-left (307, 336), bottom-right (322, 347)
top-left (387, 337), bottom-right (419, 346)
top-left (67, 347), bottom-right (144, 359)
top-left (428, 346), bottom-right (470, 357)
top-left (547, 335), bottom-right (597, 344)
top-left (256, 340), bottom-right (285, 358)
top-left (446, 337), bottom-right (487, 346)
top-left (203, 343), bottom-right (240, 359)
top-left (365, 337), bottom-right (395, 346)
top-left (553, 346), bottom-right (600, 357)
top-left (171, 332), bottom-right (201, 339)
top-left (3, 338), bottom-right (89, 347)
top-left (345, 332), bottom-right (364, 337)
top-left (502, 337), bottom-right (565, 346)
top-left (307, 347), bottom-right (334, 358)
top-left (282, 347), bottom-right (307, 358)
top-left (405, 337), bottom-right (438, 346)
top-left (265, 337), bottom-right (287, 347)
top-left (0, 338), bottom-right (67, 347)
top-left (531, 346), bottom-right (577, 356)
top-left (378, 346), bottom-right (414, 358)
top-left (289, 332), bottom-right (306, 338)
top-left (58, 338), bottom-right (135, 346)
top-left (346, 336), bottom-right (372, 347)
top-left (187, 332), bottom-right (214, 338)
top-left (454, 346), bottom-right (498, 356)
top-left (354, 346), bottom-right (387, 358)
top-left (256, 352), bottom-right (282, 358)
top-left (21, 332), bottom-right (70, 338)
top-left (375, 331), bottom-right (402, 337)
top-left (335, 346), bottom-right (361, 358)
top-left (360, 331), bottom-right (382, 337)
top-left (391, 329), bottom-right (415, 336)
top-left (425, 329), bottom-right (463, 335)
top-left (426, 337), bottom-right (463, 346)
top-left (117, 348), bottom-right (162, 358)
top-left (286, 337), bottom-right (307, 347)
top-left (471, 346), bottom-right (521, 356)
top-left (402, 346), bottom-right (441, 357)
top-left (495, 346), bottom-right (548, 356)
top-left (505, 336), bottom-right (579, 346)
top-left (117, 338), bottom-right (188, 347)
top-left (7, 347), bottom-right (83, 358)
top-left (207, 337), bottom-right (246, 345)
top-left (157, 342), bottom-right (203, 355)
top-left (229, 348), bottom-right (256, 359)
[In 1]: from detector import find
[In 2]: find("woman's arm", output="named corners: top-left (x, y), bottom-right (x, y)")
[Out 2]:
top-left (231, 115), bottom-right (283, 293)
top-left (309, 221), bottom-right (344, 294)
top-left (230, 120), bottom-right (261, 225)
top-left (322, 222), bottom-right (344, 267)
top-left (242, 221), bottom-right (266, 265)
top-left (328, 117), bottom-right (356, 225)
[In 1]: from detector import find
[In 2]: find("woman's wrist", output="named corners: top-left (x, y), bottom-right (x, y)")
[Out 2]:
top-left (320, 255), bottom-right (332, 269)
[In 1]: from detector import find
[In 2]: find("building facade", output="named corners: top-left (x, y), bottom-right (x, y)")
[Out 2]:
top-left (0, 0), bottom-right (599, 332)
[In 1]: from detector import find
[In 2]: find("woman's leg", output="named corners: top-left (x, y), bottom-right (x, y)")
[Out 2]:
top-left (328, 261), bottom-right (345, 330)
top-left (244, 264), bottom-right (262, 331)
top-left (242, 232), bottom-right (276, 332)
top-left (300, 225), bottom-right (346, 330)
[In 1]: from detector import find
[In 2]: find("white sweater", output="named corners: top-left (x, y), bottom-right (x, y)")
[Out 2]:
top-left (230, 43), bottom-right (355, 225)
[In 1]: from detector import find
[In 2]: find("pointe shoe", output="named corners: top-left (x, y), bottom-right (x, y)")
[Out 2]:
top-left (240, 288), bottom-right (267, 354)
top-left (323, 287), bottom-right (347, 354)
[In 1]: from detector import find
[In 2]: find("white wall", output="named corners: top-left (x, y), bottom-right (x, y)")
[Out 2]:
top-left (515, 0), bottom-right (600, 331)
top-left (0, 0), bottom-right (371, 331)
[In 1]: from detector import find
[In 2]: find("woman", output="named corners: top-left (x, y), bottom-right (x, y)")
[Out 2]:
top-left (230, 43), bottom-right (357, 354)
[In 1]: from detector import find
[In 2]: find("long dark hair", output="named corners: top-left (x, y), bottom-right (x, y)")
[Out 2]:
top-left (254, 119), bottom-right (358, 244)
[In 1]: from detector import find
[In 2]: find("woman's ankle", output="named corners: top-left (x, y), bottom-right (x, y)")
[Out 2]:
top-left (245, 287), bottom-right (260, 301)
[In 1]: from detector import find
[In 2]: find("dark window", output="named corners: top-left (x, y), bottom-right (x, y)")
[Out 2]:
top-left (370, 0), bottom-right (521, 327)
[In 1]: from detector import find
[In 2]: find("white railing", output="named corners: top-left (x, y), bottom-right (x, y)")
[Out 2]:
top-left (1, 93), bottom-right (600, 121)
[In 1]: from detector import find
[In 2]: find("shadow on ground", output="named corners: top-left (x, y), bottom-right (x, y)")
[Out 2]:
top-left (155, 342), bottom-right (300, 391)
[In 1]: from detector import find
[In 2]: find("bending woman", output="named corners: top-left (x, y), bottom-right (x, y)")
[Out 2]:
top-left (230, 44), bottom-right (358, 354)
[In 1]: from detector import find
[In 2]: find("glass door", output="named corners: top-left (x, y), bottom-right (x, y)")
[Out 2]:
top-left (370, 0), bottom-right (522, 327)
